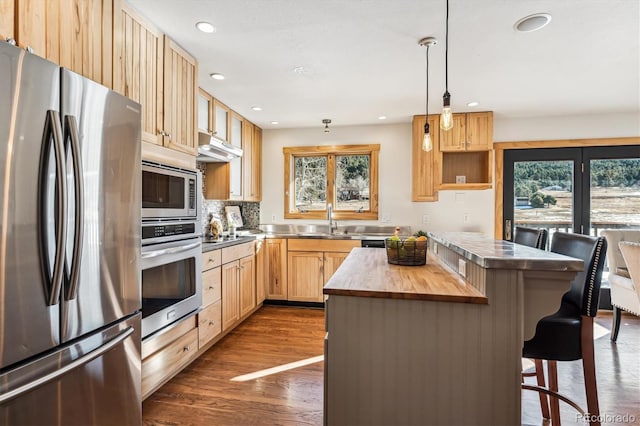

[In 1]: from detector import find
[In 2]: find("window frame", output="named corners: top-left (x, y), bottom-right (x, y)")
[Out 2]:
top-left (283, 144), bottom-right (379, 220)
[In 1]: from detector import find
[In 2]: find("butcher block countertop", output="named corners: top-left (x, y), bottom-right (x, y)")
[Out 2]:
top-left (323, 247), bottom-right (488, 304)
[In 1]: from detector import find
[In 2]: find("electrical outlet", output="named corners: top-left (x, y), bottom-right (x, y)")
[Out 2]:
top-left (463, 212), bottom-right (469, 223)
top-left (422, 214), bottom-right (430, 224)
top-left (381, 213), bottom-right (391, 223)
top-left (456, 175), bottom-right (466, 184)
top-left (458, 259), bottom-right (466, 278)
top-left (271, 214), bottom-right (276, 222)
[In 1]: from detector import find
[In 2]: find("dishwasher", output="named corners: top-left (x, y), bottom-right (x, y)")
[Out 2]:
top-left (361, 239), bottom-right (386, 248)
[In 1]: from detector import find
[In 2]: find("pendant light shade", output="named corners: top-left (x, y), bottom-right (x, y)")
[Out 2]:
top-left (419, 37), bottom-right (437, 152)
top-left (440, 0), bottom-right (453, 131)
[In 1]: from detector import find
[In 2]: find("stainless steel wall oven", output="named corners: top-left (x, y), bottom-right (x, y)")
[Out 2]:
top-left (141, 161), bottom-right (202, 339)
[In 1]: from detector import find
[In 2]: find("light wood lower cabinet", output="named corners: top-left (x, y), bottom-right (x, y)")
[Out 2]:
top-left (265, 239), bottom-right (288, 300)
top-left (198, 300), bottom-right (221, 348)
top-left (239, 255), bottom-right (256, 317)
top-left (221, 260), bottom-right (240, 331)
top-left (285, 239), bottom-right (360, 302)
top-left (287, 251), bottom-right (324, 302)
top-left (141, 314), bottom-right (198, 399)
top-left (255, 239), bottom-right (266, 304)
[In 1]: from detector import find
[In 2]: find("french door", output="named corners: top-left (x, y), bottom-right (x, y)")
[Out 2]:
top-left (503, 145), bottom-right (640, 240)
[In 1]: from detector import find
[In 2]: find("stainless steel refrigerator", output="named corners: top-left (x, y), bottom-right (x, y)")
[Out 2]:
top-left (0, 41), bottom-right (142, 425)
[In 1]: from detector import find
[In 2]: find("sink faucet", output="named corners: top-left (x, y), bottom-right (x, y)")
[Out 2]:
top-left (328, 203), bottom-right (338, 233)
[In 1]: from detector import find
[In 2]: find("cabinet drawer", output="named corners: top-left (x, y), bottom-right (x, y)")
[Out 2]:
top-left (202, 249), bottom-right (222, 271)
top-left (202, 266), bottom-right (222, 306)
top-left (198, 300), bottom-right (222, 349)
top-left (222, 241), bottom-right (254, 264)
top-left (141, 314), bottom-right (197, 359)
top-left (142, 328), bottom-right (198, 399)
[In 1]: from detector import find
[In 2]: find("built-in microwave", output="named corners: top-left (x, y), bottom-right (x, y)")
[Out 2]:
top-left (142, 161), bottom-right (198, 220)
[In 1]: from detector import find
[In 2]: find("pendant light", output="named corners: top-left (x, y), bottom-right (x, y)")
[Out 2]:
top-left (440, 0), bottom-right (454, 131)
top-left (419, 37), bottom-right (437, 152)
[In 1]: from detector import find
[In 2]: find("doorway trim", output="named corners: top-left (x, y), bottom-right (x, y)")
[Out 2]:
top-left (494, 136), bottom-right (640, 239)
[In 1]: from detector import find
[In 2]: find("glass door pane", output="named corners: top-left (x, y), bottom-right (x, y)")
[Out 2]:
top-left (513, 160), bottom-right (576, 235)
top-left (503, 148), bottom-right (581, 241)
top-left (585, 150), bottom-right (640, 236)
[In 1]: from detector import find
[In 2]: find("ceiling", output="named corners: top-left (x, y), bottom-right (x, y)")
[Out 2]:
top-left (128, 0), bottom-right (640, 130)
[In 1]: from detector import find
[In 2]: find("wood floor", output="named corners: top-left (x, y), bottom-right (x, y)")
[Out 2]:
top-left (143, 306), bottom-right (640, 426)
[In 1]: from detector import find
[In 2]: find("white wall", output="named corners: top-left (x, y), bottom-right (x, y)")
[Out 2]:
top-left (261, 112), bottom-right (639, 236)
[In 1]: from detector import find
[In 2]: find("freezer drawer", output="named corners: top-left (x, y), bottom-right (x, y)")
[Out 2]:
top-left (0, 314), bottom-right (142, 426)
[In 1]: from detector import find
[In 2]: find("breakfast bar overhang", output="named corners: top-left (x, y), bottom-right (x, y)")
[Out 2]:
top-left (322, 232), bottom-right (584, 426)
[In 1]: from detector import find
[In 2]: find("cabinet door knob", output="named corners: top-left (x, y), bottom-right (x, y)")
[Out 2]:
top-left (209, 320), bottom-right (215, 326)
top-left (183, 345), bottom-right (191, 352)
top-left (208, 286), bottom-right (214, 290)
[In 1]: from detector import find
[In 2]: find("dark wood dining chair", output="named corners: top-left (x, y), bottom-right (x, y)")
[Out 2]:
top-left (521, 232), bottom-right (607, 426)
top-left (514, 226), bottom-right (548, 250)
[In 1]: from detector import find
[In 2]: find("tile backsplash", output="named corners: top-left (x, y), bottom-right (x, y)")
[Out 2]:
top-left (202, 199), bottom-right (260, 231)
top-left (197, 162), bottom-right (260, 231)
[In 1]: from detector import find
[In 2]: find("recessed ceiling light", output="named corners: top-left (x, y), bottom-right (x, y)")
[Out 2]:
top-left (292, 66), bottom-right (305, 74)
top-left (514, 13), bottom-right (552, 32)
top-left (271, 121), bottom-right (279, 125)
top-left (378, 116), bottom-right (387, 120)
top-left (251, 106), bottom-right (262, 111)
top-left (195, 21), bottom-right (216, 33)
top-left (467, 101), bottom-right (479, 107)
top-left (209, 73), bottom-right (225, 80)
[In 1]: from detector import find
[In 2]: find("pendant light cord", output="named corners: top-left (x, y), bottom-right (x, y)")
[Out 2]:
top-left (425, 45), bottom-right (430, 118)
top-left (445, 0), bottom-right (449, 92)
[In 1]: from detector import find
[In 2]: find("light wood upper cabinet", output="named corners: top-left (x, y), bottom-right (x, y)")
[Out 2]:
top-left (113, 1), bottom-right (163, 145)
top-left (439, 112), bottom-right (493, 152)
top-left (265, 239), bottom-right (287, 300)
top-left (163, 36), bottom-right (197, 155)
top-left (114, 2), bottom-right (197, 157)
top-left (213, 99), bottom-right (229, 142)
top-left (411, 114), bottom-right (439, 202)
top-left (0, 0), bottom-right (14, 41)
top-left (198, 89), bottom-right (213, 134)
top-left (243, 122), bottom-right (262, 202)
top-left (15, 0), bottom-right (113, 86)
top-left (229, 112), bottom-right (243, 199)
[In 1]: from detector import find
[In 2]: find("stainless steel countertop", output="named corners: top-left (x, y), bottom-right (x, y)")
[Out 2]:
top-left (256, 224), bottom-right (411, 240)
top-left (428, 231), bottom-right (584, 271)
top-left (201, 235), bottom-right (256, 253)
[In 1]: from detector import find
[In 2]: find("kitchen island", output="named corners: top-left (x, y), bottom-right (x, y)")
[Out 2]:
top-left (323, 232), bottom-right (584, 426)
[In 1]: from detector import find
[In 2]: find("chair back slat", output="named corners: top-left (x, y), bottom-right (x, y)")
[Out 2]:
top-left (550, 232), bottom-right (607, 317)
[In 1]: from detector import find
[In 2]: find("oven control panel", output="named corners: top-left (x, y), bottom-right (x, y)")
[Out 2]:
top-left (142, 222), bottom-right (197, 241)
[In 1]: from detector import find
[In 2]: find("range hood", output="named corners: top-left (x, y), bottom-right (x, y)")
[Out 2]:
top-left (197, 132), bottom-right (243, 162)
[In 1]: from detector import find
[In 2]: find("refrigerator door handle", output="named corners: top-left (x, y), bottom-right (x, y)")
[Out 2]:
top-left (38, 110), bottom-right (68, 306)
top-left (0, 326), bottom-right (134, 405)
top-left (63, 115), bottom-right (84, 301)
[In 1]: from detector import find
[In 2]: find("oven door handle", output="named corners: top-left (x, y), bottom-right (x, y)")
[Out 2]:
top-left (141, 242), bottom-right (201, 259)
